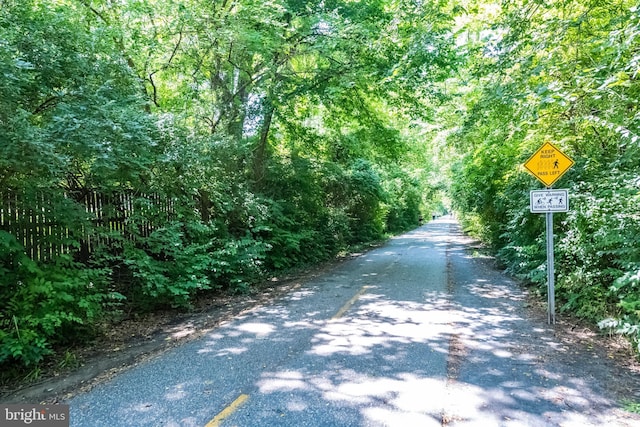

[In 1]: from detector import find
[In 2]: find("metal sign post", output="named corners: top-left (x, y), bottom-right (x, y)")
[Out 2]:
top-left (524, 142), bottom-right (574, 325)
top-left (545, 211), bottom-right (555, 324)
top-left (528, 188), bottom-right (568, 324)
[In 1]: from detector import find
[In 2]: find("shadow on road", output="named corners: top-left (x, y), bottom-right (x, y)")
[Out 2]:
top-left (69, 218), bottom-right (640, 427)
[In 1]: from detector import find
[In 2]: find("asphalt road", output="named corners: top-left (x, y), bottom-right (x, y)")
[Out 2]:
top-left (68, 217), bottom-right (640, 426)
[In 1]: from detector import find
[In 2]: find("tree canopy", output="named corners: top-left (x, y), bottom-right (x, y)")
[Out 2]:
top-left (448, 0), bottom-right (640, 351)
top-left (1, 0), bottom-right (640, 374)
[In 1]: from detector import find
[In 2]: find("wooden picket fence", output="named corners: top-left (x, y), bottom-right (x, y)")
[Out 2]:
top-left (0, 189), bottom-right (175, 261)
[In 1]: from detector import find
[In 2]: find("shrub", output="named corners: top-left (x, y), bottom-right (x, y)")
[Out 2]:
top-left (0, 231), bottom-right (115, 367)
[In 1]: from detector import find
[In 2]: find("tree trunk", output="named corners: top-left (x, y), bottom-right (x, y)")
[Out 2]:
top-left (252, 98), bottom-right (274, 186)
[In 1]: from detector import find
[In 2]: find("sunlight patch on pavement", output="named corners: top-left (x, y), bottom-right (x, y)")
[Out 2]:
top-left (440, 379), bottom-right (621, 427)
top-left (235, 322), bottom-right (276, 337)
top-left (443, 383), bottom-right (512, 426)
top-left (256, 368), bottom-right (451, 424)
top-left (363, 407), bottom-right (442, 427)
top-left (310, 317), bottom-right (450, 356)
top-left (211, 346), bottom-right (249, 357)
top-left (285, 398), bottom-right (309, 412)
top-left (169, 323), bottom-right (197, 339)
top-left (164, 383), bottom-right (188, 401)
top-left (324, 373), bottom-right (449, 425)
top-left (311, 297), bottom-right (456, 357)
top-left (257, 371), bottom-right (311, 393)
top-left (286, 289), bottom-right (316, 301)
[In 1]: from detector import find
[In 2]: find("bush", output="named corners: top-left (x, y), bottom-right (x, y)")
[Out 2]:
top-left (120, 222), bottom-right (214, 310)
top-left (209, 235), bottom-right (268, 293)
top-left (0, 232), bottom-right (115, 367)
top-left (382, 170), bottom-right (422, 233)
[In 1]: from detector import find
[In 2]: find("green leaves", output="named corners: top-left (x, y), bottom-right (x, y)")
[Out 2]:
top-left (1, 0), bottom-right (458, 373)
top-left (0, 237), bottom-right (112, 366)
top-left (448, 0), bottom-right (640, 352)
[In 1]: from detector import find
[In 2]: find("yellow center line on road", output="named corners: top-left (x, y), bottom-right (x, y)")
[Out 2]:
top-left (205, 393), bottom-right (249, 427)
top-left (204, 286), bottom-right (369, 425)
top-left (332, 285), bottom-right (369, 319)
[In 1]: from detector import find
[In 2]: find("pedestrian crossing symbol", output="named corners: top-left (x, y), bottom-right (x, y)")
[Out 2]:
top-left (523, 141), bottom-right (574, 187)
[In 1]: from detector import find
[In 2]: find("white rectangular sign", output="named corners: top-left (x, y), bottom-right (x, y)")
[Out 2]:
top-left (530, 189), bottom-right (569, 213)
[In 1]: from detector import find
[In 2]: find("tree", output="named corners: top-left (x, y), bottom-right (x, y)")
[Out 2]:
top-left (447, 0), bottom-right (640, 349)
top-left (1, 0), bottom-right (460, 372)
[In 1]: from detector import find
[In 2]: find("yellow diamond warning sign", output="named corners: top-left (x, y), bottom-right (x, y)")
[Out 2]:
top-left (523, 141), bottom-right (574, 187)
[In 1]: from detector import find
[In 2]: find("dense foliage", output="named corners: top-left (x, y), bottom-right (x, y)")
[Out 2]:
top-left (0, 0), bottom-right (454, 372)
top-left (449, 1), bottom-right (640, 350)
top-left (3, 0), bottom-right (640, 377)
